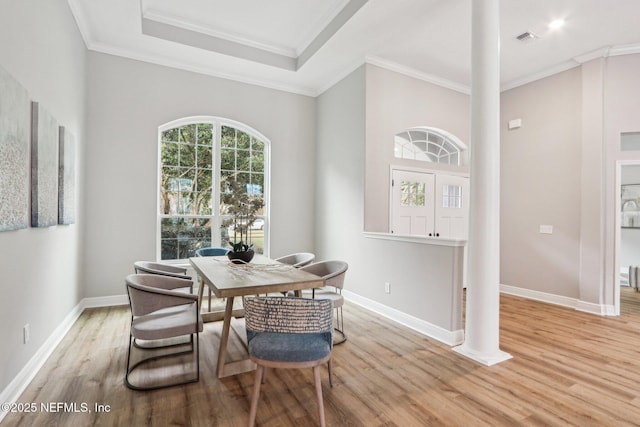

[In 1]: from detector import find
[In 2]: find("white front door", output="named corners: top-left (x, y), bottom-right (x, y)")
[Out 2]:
top-left (391, 169), bottom-right (435, 235)
top-left (434, 174), bottom-right (470, 239)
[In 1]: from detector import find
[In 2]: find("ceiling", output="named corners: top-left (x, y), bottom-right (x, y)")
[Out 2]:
top-left (68, 0), bottom-right (640, 96)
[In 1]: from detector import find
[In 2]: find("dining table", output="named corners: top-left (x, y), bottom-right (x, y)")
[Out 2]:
top-left (189, 254), bottom-right (324, 378)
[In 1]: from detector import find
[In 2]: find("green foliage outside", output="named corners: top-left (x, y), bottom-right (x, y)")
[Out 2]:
top-left (159, 123), bottom-right (265, 260)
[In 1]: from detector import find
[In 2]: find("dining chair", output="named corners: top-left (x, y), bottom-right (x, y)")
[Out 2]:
top-left (134, 260), bottom-right (192, 292)
top-left (195, 247), bottom-right (229, 311)
top-left (125, 273), bottom-right (203, 390)
top-left (274, 252), bottom-right (315, 268)
top-left (300, 260), bottom-right (349, 344)
top-left (244, 296), bottom-right (334, 427)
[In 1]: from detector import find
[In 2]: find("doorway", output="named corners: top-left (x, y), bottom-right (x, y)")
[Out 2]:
top-left (615, 161), bottom-right (640, 315)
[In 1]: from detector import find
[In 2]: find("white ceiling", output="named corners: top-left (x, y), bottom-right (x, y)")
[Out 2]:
top-left (68, 0), bottom-right (640, 96)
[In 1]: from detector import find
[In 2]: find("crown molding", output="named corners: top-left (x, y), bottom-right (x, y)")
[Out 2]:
top-left (88, 41), bottom-right (318, 97)
top-left (500, 60), bottom-right (581, 92)
top-left (142, 8), bottom-right (297, 58)
top-left (365, 55), bottom-right (470, 95)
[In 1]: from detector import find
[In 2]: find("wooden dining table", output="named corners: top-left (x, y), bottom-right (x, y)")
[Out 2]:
top-left (189, 254), bottom-right (324, 378)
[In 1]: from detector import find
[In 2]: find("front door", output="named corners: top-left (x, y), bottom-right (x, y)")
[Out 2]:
top-left (391, 169), bottom-right (434, 235)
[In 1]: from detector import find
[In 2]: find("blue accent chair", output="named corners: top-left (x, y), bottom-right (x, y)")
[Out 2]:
top-left (244, 296), bottom-right (334, 427)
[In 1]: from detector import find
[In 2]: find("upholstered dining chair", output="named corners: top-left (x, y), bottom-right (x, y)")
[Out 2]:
top-left (125, 273), bottom-right (203, 390)
top-left (299, 260), bottom-right (349, 344)
top-left (195, 247), bottom-right (229, 311)
top-left (133, 261), bottom-right (192, 292)
top-left (244, 296), bottom-right (334, 427)
top-left (274, 252), bottom-right (315, 268)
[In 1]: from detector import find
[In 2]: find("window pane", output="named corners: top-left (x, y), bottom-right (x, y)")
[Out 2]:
top-left (237, 130), bottom-right (251, 149)
top-left (180, 124), bottom-right (196, 144)
top-left (400, 181), bottom-right (426, 207)
top-left (197, 123), bottom-right (212, 145)
top-left (251, 173), bottom-right (264, 195)
top-left (161, 142), bottom-right (179, 166)
top-left (221, 126), bottom-right (235, 148)
top-left (197, 145), bottom-right (212, 169)
top-left (251, 151), bottom-right (264, 172)
top-left (236, 149), bottom-right (251, 171)
top-left (180, 143), bottom-right (196, 167)
top-left (252, 138), bottom-right (264, 151)
top-left (162, 128), bottom-right (179, 143)
top-left (161, 217), bottom-right (211, 260)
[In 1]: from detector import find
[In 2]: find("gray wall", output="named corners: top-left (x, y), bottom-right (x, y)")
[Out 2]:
top-left (500, 68), bottom-right (583, 298)
top-left (364, 65), bottom-right (470, 232)
top-left (0, 0), bottom-right (86, 392)
top-left (83, 52), bottom-right (317, 298)
top-left (316, 65), bottom-right (464, 333)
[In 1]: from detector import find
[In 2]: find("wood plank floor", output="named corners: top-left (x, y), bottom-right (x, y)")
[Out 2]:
top-left (4, 289), bottom-right (640, 426)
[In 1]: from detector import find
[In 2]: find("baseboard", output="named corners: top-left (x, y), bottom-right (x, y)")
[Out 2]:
top-left (343, 290), bottom-right (464, 346)
top-left (0, 294), bottom-right (129, 424)
top-left (499, 284), bottom-right (613, 315)
top-left (0, 301), bottom-right (84, 424)
top-left (83, 294), bottom-right (129, 308)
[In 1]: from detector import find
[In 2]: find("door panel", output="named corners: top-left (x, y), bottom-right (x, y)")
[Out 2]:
top-left (391, 170), bottom-right (434, 235)
top-left (434, 175), bottom-right (469, 239)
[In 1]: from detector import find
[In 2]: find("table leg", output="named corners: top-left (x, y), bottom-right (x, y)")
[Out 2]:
top-left (216, 296), bottom-right (235, 378)
top-left (197, 277), bottom-right (205, 312)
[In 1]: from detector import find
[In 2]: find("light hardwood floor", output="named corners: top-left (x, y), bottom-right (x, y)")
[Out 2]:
top-left (4, 289), bottom-right (640, 426)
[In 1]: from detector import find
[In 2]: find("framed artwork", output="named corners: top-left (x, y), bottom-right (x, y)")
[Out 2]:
top-left (621, 184), bottom-right (640, 228)
top-left (58, 126), bottom-right (76, 225)
top-left (31, 101), bottom-right (59, 227)
top-left (0, 65), bottom-right (30, 232)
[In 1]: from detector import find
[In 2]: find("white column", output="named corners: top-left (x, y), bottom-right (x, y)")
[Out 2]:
top-left (453, 0), bottom-right (511, 365)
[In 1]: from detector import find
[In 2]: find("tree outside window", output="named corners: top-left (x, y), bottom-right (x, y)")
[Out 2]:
top-left (158, 120), bottom-right (268, 260)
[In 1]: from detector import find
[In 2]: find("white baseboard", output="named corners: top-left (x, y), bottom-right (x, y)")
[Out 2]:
top-left (0, 294), bottom-right (128, 424)
top-left (343, 290), bottom-right (464, 346)
top-left (499, 284), bottom-right (613, 315)
top-left (0, 301), bottom-right (84, 423)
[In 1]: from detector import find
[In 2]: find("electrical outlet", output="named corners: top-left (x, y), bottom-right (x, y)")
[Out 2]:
top-left (23, 324), bottom-right (30, 344)
top-left (385, 282), bottom-right (391, 294)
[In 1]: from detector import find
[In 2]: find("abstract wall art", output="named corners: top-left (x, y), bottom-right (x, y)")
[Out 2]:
top-left (0, 65), bottom-right (30, 232)
top-left (31, 101), bottom-right (59, 227)
top-left (58, 126), bottom-right (76, 225)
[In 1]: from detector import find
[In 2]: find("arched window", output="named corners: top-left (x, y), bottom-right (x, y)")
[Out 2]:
top-left (394, 127), bottom-right (466, 166)
top-left (158, 117), bottom-right (269, 261)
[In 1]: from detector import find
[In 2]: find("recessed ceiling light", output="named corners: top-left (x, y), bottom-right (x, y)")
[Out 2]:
top-left (548, 19), bottom-right (565, 30)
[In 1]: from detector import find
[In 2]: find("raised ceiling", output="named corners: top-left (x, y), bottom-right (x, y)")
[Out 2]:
top-left (69, 0), bottom-right (640, 96)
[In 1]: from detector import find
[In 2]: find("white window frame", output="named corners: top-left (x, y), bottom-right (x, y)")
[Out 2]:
top-left (156, 116), bottom-right (271, 262)
top-left (394, 126), bottom-right (467, 166)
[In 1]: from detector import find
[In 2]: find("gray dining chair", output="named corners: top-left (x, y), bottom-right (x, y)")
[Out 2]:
top-left (134, 260), bottom-right (193, 292)
top-left (125, 273), bottom-right (203, 390)
top-left (300, 260), bottom-right (349, 344)
top-left (195, 247), bottom-right (229, 311)
top-left (244, 296), bottom-right (334, 427)
top-left (274, 252), bottom-right (315, 268)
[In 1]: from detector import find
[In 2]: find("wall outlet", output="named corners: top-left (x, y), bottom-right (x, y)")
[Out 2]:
top-left (384, 282), bottom-right (391, 294)
top-left (23, 324), bottom-right (30, 344)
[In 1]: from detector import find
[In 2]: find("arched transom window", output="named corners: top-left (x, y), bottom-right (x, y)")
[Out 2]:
top-left (394, 127), bottom-right (466, 166)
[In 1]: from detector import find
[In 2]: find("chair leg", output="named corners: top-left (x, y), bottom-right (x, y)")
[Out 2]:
top-left (328, 358), bottom-right (333, 387)
top-left (313, 365), bottom-right (326, 427)
top-left (249, 365), bottom-right (264, 427)
top-left (334, 306), bottom-right (346, 345)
